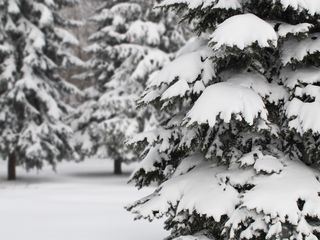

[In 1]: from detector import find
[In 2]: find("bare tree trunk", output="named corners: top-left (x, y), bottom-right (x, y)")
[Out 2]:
top-left (8, 152), bottom-right (16, 181)
top-left (114, 159), bottom-right (122, 175)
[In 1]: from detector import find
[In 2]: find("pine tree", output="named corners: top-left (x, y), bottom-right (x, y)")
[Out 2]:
top-left (127, 1), bottom-right (320, 239)
top-left (0, 0), bottom-right (82, 180)
top-left (71, 0), bottom-right (186, 174)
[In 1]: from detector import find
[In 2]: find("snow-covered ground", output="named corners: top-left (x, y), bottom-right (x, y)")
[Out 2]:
top-left (0, 159), bottom-right (167, 240)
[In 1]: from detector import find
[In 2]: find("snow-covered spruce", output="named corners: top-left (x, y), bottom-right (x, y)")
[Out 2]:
top-left (71, 0), bottom-right (186, 174)
top-left (0, 0), bottom-right (82, 180)
top-left (127, 1), bottom-right (320, 240)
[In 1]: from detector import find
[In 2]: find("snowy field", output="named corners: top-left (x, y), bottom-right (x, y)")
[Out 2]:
top-left (0, 160), bottom-right (167, 240)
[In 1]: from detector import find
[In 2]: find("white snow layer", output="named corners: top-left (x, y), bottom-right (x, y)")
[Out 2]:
top-left (210, 14), bottom-right (278, 50)
top-left (133, 146), bottom-right (163, 173)
top-left (226, 72), bottom-right (288, 103)
top-left (159, 0), bottom-right (242, 10)
top-left (131, 152), bottom-right (320, 240)
top-left (143, 46), bottom-right (215, 103)
top-left (286, 98), bottom-right (320, 134)
top-left (186, 82), bottom-right (268, 127)
top-left (242, 158), bottom-right (320, 226)
top-left (176, 36), bottom-right (209, 57)
top-left (282, 33), bottom-right (320, 65)
top-left (277, 0), bottom-right (320, 15)
top-left (281, 67), bottom-right (320, 88)
top-left (277, 22), bottom-right (312, 38)
top-left (159, 0), bottom-right (320, 15)
top-left (150, 47), bottom-right (214, 88)
top-left (0, 160), bottom-right (167, 240)
top-left (131, 157), bottom-right (239, 222)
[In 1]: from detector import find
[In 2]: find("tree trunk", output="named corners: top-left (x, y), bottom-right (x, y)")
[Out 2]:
top-left (114, 159), bottom-right (122, 175)
top-left (8, 152), bottom-right (16, 181)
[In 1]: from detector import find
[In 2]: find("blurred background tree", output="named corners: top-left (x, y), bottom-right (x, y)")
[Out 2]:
top-left (69, 0), bottom-right (187, 174)
top-left (0, 0), bottom-right (82, 180)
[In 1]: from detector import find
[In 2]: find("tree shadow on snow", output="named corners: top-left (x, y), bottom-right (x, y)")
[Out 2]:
top-left (66, 170), bottom-right (132, 179)
top-left (0, 175), bottom-right (57, 186)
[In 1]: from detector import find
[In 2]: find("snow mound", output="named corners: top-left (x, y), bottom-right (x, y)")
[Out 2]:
top-left (176, 36), bottom-right (209, 57)
top-left (282, 33), bottom-right (320, 65)
top-left (172, 153), bottom-right (204, 177)
top-left (224, 155), bottom-right (320, 240)
top-left (210, 14), bottom-right (278, 50)
top-left (295, 85), bottom-right (320, 101)
top-left (161, 79), bottom-right (190, 100)
top-left (277, 22), bottom-right (312, 38)
top-left (149, 47), bottom-right (214, 87)
top-left (286, 98), bottom-right (320, 134)
top-left (211, 0), bottom-right (242, 10)
top-left (225, 72), bottom-right (288, 103)
top-left (186, 82), bottom-right (268, 127)
top-left (253, 155), bottom-right (284, 174)
top-left (159, 0), bottom-right (320, 16)
top-left (130, 150), bottom-right (320, 239)
top-left (132, 146), bottom-right (163, 174)
top-left (281, 67), bottom-right (320, 88)
top-left (242, 158), bottom-right (320, 226)
top-left (143, 46), bottom-right (215, 103)
top-left (277, 0), bottom-right (320, 15)
top-left (130, 155), bottom-right (239, 222)
top-left (237, 149), bottom-right (284, 174)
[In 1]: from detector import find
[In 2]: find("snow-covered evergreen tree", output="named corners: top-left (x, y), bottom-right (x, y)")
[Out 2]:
top-left (128, 1), bottom-right (320, 239)
top-left (71, 0), bottom-right (186, 174)
top-left (0, 0), bottom-right (82, 180)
